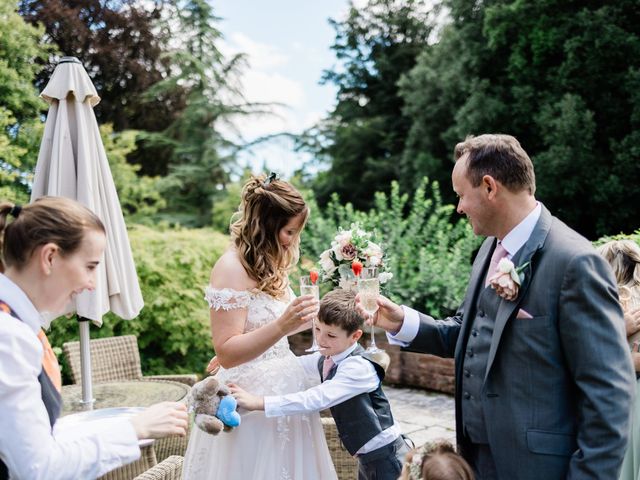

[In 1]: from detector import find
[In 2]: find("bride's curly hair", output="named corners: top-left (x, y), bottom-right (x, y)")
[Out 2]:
top-left (230, 174), bottom-right (308, 298)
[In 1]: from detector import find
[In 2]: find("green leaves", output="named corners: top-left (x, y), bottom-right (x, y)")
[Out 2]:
top-left (47, 226), bottom-right (229, 380)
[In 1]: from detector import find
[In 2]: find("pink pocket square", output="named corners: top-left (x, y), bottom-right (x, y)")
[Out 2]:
top-left (516, 309), bottom-right (533, 319)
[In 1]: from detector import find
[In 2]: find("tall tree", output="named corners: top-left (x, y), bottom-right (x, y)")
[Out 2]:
top-left (400, 0), bottom-right (640, 237)
top-left (18, 0), bottom-right (182, 132)
top-left (143, 0), bottom-right (252, 226)
top-left (302, 0), bottom-right (437, 210)
top-left (0, 0), bottom-right (51, 202)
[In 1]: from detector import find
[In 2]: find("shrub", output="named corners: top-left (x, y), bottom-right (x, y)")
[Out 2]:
top-left (301, 178), bottom-right (481, 317)
top-left (48, 225), bottom-right (229, 380)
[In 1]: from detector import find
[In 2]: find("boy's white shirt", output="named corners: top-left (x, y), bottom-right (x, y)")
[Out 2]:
top-left (263, 342), bottom-right (401, 455)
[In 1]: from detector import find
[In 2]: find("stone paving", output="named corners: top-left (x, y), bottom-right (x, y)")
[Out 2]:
top-left (385, 385), bottom-right (456, 447)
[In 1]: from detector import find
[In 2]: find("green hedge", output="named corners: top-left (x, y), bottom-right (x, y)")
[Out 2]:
top-left (48, 225), bottom-right (228, 381)
top-left (302, 178), bottom-right (481, 317)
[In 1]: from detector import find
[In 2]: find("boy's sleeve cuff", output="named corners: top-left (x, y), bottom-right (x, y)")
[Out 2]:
top-left (263, 396), bottom-right (281, 418)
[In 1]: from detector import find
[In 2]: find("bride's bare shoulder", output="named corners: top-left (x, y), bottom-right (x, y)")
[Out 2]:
top-left (210, 249), bottom-right (256, 290)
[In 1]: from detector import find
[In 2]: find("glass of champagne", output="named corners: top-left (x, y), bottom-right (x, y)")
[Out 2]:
top-left (300, 276), bottom-right (321, 352)
top-left (359, 267), bottom-right (383, 353)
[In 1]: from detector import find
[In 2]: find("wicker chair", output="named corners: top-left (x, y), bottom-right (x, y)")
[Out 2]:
top-left (321, 417), bottom-right (358, 480)
top-left (154, 420), bottom-right (191, 463)
top-left (133, 455), bottom-right (183, 480)
top-left (62, 335), bottom-right (198, 386)
top-left (98, 444), bottom-right (157, 480)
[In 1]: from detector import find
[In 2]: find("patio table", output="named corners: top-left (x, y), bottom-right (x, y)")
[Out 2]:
top-left (59, 379), bottom-right (191, 480)
top-left (61, 379), bottom-right (191, 415)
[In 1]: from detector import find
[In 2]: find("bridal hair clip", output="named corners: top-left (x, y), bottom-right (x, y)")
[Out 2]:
top-left (263, 172), bottom-right (278, 187)
top-left (9, 205), bottom-right (22, 218)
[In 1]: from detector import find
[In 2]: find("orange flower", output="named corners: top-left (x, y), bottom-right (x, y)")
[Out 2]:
top-left (351, 260), bottom-right (363, 277)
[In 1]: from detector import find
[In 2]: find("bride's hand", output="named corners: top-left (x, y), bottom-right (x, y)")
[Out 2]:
top-left (206, 355), bottom-right (220, 375)
top-left (278, 295), bottom-right (319, 335)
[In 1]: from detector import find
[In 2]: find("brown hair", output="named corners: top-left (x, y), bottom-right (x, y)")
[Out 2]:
top-left (454, 134), bottom-right (535, 195)
top-left (0, 196), bottom-right (105, 272)
top-left (230, 174), bottom-right (308, 298)
top-left (597, 240), bottom-right (640, 311)
top-left (318, 289), bottom-right (364, 335)
top-left (421, 442), bottom-right (474, 480)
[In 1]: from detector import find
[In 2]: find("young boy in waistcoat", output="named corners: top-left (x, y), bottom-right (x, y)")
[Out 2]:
top-left (229, 289), bottom-right (409, 480)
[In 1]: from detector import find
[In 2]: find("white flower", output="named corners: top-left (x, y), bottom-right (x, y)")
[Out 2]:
top-left (379, 272), bottom-right (393, 284)
top-left (364, 242), bottom-right (383, 266)
top-left (332, 242), bottom-right (344, 261)
top-left (497, 258), bottom-right (514, 273)
top-left (319, 249), bottom-right (336, 274)
top-left (335, 231), bottom-right (352, 245)
top-left (497, 258), bottom-right (522, 284)
top-left (368, 255), bottom-right (381, 266)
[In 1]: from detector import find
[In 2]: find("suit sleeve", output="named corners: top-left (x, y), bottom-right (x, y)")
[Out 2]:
top-left (404, 308), bottom-right (464, 358)
top-left (558, 252), bottom-right (635, 480)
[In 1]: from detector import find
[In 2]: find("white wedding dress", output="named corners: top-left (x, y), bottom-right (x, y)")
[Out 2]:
top-left (182, 287), bottom-right (337, 480)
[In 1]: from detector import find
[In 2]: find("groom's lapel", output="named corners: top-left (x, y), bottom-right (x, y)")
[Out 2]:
top-left (455, 237), bottom-right (495, 360)
top-left (483, 206), bottom-right (553, 383)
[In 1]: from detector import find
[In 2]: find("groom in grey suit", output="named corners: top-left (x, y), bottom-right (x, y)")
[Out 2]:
top-left (364, 134), bottom-right (635, 479)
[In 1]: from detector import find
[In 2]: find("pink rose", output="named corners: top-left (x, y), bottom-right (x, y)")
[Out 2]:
top-left (489, 271), bottom-right (519, 301)
top-left (340, 243), bottom-right (357, 261)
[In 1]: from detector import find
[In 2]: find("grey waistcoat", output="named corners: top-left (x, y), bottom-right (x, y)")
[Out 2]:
top-left (461, 286), bottom-right (502, 443)
top-left (318, 344), bottom-right (394, 455)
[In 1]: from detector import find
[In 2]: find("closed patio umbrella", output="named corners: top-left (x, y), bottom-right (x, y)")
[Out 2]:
top-left (31, 56), bottom-right (144, 407)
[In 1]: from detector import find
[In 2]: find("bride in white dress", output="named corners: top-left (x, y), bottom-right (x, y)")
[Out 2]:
top-left (182, 174), bottom-right (337, 480)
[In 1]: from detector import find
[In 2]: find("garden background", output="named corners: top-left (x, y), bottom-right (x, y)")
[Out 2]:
top-left (1, 0), bottom-right (639, 381)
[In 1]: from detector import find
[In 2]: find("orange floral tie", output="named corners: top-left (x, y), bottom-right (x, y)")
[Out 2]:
top-left (37, 329), bottom-right (62, 392)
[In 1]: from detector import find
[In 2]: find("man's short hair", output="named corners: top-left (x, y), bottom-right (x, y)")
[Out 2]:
top-left (454, 134), bottom-right (536, 195)
top-left (318, 289), bottom-right (364, 335)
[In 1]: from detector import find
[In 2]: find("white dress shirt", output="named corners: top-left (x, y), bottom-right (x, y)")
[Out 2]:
top-left (264, 342), bottom-right (401, 455)
top-left (389, 203), bottom-right (542, 346)
top-left (0, 273), bottom-right (140, 480)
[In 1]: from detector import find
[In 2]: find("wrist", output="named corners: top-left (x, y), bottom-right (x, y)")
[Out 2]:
top-left (129, 417), bottom-right (147, 440)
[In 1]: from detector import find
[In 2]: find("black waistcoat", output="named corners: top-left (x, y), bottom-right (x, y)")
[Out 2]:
top-left (317, 344), bottom-right (394, 455)
top-left (0, 300), bottom-right (61, 480)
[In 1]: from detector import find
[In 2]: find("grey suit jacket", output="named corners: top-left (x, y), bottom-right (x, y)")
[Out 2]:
top-left (406, 205), bottom-right (634, 479)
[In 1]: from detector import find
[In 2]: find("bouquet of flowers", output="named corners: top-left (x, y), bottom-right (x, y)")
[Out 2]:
top-left (318, 223), bottom-right (393, 289)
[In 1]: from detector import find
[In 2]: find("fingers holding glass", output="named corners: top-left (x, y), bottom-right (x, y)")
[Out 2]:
top-left (300, 276), bottom-right (321, 352)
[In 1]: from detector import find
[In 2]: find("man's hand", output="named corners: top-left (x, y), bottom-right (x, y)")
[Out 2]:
top-left (355, 293), bottom-right (405, 335)
top-left (228, 383), bottom-right (264, 411)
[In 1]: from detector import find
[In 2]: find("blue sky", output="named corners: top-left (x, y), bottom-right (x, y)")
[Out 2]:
top-left (214, 0), bottom-right (355, 178)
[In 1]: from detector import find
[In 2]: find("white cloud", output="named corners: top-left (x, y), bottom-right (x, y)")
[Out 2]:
top-left (227, 32), bottom-right (288, 70)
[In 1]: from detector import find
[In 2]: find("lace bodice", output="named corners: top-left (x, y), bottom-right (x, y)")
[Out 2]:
top-left (204, 286), bottom-right (298, 390)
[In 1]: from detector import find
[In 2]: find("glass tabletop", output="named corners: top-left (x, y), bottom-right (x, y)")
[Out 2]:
top-left (61, 379), bottom-right (191, 415)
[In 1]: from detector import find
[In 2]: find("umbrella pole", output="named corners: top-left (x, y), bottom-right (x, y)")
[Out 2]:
top-left (78, 316), bottom-right (95, 410)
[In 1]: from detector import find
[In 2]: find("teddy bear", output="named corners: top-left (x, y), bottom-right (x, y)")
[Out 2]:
top-left (189, 376), bottom-right (241, 435)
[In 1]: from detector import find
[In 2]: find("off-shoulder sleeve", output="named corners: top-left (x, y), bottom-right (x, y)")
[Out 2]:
top-left (204, 286), bottom-right (252, 311)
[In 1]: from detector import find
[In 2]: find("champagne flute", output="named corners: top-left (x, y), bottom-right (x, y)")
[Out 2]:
top-left (359, 267), bottom-right (383, 353)
top-left (300, 276), bottom-right (321, 352)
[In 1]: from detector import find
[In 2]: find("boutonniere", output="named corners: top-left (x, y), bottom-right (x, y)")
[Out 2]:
top-left (489, 259), bottom-right (530, 301)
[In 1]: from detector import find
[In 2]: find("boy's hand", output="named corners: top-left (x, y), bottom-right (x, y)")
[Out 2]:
top-left (228, 383), bottom-right (264, 411)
